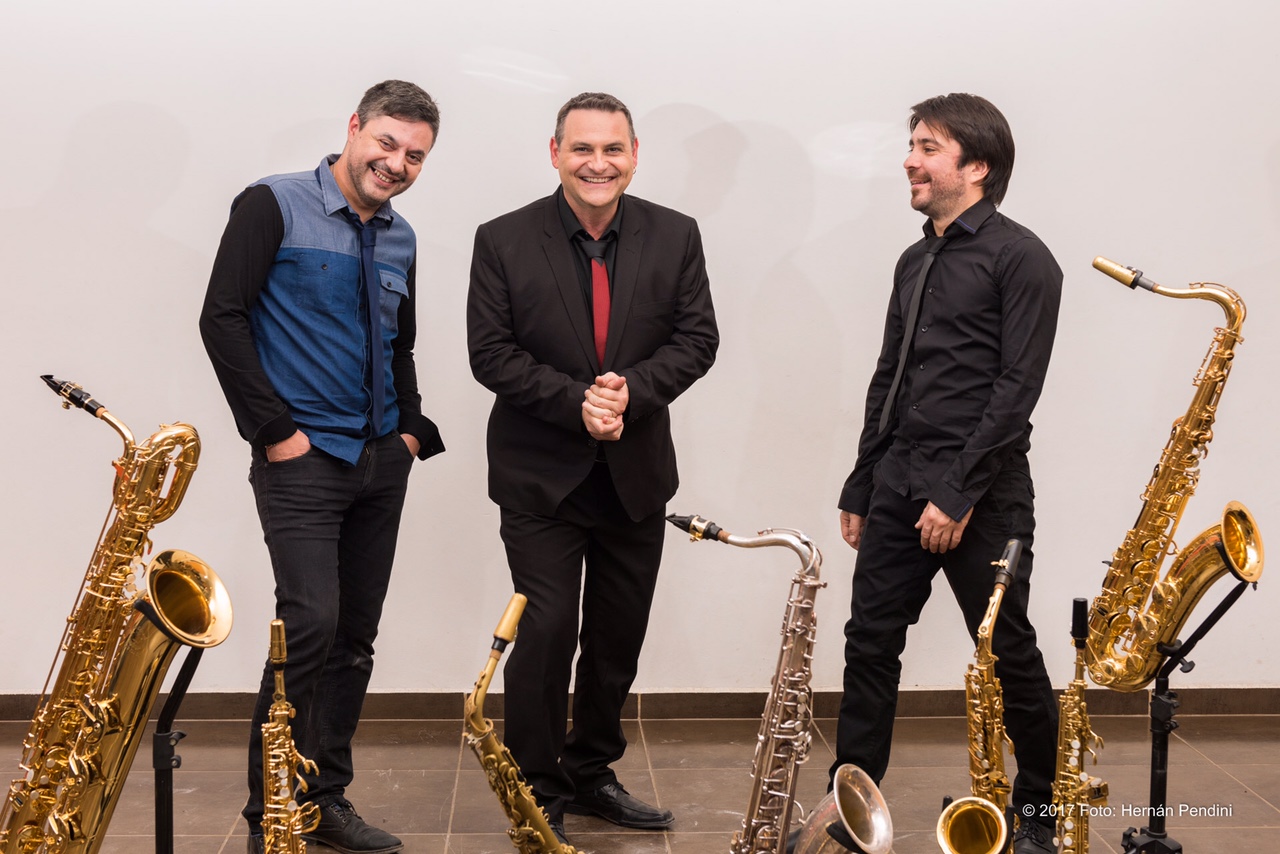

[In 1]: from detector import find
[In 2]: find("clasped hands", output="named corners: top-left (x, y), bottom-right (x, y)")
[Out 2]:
top-left (582, 372), bottom-right (628, 441)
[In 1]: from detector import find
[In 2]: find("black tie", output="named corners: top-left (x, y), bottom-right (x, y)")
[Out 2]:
top-left (879, 236), bottom-right (946, 434)
top-left (342, 211), bottom-right (389, 435)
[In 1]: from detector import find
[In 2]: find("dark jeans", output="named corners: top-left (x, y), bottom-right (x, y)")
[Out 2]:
top-left (242, 432), bottom-right (413, 827)
top-left (499, 462), bottom-right (666, 821)
top-left (832, 469), bottom-right (1058, 816)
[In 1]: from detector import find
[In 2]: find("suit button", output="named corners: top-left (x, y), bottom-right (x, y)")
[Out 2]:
top-left (586, 438), bottom-right (598, 448)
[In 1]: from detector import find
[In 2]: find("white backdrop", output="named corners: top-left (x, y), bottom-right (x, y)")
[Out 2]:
top-left (1, 0), bottom-right (1276, 697)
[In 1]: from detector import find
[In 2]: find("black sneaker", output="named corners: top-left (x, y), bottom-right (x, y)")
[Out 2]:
top-left (302, 799), bottom-right (403, 854)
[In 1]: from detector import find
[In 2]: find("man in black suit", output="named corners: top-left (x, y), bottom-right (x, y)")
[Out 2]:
top-left (467, 91), bottom-right (718, 843)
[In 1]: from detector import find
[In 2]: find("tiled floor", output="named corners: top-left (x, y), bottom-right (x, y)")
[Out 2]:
top-left (1, 713), bottom-right (1276, 852)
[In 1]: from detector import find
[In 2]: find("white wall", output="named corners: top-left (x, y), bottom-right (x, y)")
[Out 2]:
top-left (1, 0), bottom-right (1276, 697)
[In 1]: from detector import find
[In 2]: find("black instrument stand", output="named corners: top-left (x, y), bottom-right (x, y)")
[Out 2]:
top-left (152, 647), bottom-right (204, 854)
top-left (1121, 580), bottom-right (1251, 854)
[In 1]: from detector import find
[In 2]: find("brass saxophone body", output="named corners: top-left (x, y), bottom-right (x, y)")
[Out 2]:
top-left (0, 377), bottom-right (233, 854)
top-left (937, 539), bottom-right (1023, 854)
top-left (464, 594), bottom-right (577, 854)
top-left (1086, 258), bottom-right (1263, 692)
top-left (1050, 600), bottom-right (1107, 854)
top-left (261, 620), bottom-right (321, 854)
top-left (667, 514), bottom-right (892, 854)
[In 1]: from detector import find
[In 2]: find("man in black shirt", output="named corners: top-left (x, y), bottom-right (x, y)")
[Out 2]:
top-left (832, 93), bottom-right (1061, 854)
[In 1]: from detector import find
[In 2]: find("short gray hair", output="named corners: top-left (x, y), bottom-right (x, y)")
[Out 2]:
top-left (554, 92), bottom-right (634, 145)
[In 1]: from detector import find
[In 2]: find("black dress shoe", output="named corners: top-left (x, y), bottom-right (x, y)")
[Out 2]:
top-left (247, 834), bottom-right (264, 854)
top-left (566, 781), bottom-right (674, 829)
top-left (302, 799), bottom-right (404, 853)
top-left (548, 819), bottom-right (571, 846)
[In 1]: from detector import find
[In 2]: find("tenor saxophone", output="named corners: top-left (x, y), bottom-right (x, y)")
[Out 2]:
top-left (666, 514), bottom-right (892, 854)
top-left (261, 620), bottom-right (321, 854)
top-left (1086, 258), bottom-right (1263, 692)
top-left (0, 377), bottom-right (233, 854)
top-left (936, 539), bottom-right (1022, 854)
top-left (1050, 599), bottom-right (1107, 854)
top-left (464, 594), bottom-right (577, 854)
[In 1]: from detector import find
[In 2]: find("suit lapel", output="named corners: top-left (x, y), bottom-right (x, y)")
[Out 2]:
top-left (604, 203), bottom-right (643, 370)
top-left (540, 198), bottom-right (598, 369)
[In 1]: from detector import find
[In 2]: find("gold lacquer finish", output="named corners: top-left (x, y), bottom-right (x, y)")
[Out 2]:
top-left (668, 514), bottom-right (892, 854)
top-left (261, 620), bottom-right (321, 854)
top-left (1086, 260), bottom-right (1264, 692)
top-left (464, 594), bottom-right (578, 854)
top-left (937, 539), bottom-right (1022, 854)
top-left (1050, 600), bottom-right (1107, 854)
top-left (0, 377), bottom-right (233, 854)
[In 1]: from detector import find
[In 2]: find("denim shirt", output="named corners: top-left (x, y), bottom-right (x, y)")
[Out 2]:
top-left (249, 157), bottom-right (416, 464)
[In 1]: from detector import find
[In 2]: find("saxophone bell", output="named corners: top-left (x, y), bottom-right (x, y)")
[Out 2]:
top-left (791, 764), bottom-right (893, 854)
top-left (936, 796), bottom-right (1008, 854)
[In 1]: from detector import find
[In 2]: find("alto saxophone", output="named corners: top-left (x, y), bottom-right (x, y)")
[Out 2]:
top-left (937, 538), bottom-right (1022, 854)
top-left (464, 594), bottom-right (577, 854)
top-left (1086, 258), bottom-right (1263, 692)
top-left (1050, 599), bottom-right (1107, 854)
top-left (261, 620), bottom-right (321, 854)
top-left (0, 377), bottom-right (234, 854)
top-left (667, 514), bottom-right (892, 854)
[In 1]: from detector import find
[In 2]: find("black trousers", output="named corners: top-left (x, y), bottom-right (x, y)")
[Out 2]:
top-left (242, 433), bottom-right (413, 826)
top-left (832, 469), bottom-right (1058, 816)
top-left (499, 462), bottom-right (666, 821)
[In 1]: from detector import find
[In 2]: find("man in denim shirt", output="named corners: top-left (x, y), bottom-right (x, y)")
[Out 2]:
top-left (201, 80), bottom-right (443, 854)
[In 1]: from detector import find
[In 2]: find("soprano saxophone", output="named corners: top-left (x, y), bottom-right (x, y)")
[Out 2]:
top-left (936, 538), bottom-right (1022, 854)
top-left (1086, 258), bottom-right (1263, 692)
top-left (1050, 599), bottom-right (1107, 854)
top-left (261, 620), bottom-right (321, 854)
top-left (464, 594), bottom-right (577, 854)
top-left (0, 377), bottom-right (234, 854)
top-left (667, 514), bottom-right (892, 854)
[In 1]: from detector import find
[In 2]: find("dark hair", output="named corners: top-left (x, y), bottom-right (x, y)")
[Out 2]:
top-left (356, 80), bottom-right (441, 139)
top-left (910, 93), bottom-right (1014, 205)
top-left (554, 92), bottom-right (635, 145)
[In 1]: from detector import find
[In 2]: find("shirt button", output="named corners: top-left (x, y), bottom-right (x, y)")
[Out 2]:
top-left (912, 442), bottom-right (919, 449)
top-left (928, 287), bottom-right (934, 293)
top-left (920, 325), bottom-right (928, 332)
top-left (918, 363), bottom-right (925, 370)
top-left (912, 403), bottom-right (919, 410)
top-left (586, 438), bottom-right (598, 448)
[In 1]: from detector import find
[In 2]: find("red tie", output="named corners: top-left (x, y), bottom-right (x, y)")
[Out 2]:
top-left (591, 258), bottom-right (610, 367)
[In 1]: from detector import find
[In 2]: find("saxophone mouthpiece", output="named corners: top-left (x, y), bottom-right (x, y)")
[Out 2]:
top-left (992, 538), bottom-right (1023, 590)
top-left (41, 374), bottom-right (107, 416)
top-left (1071, 598), bottom-right (1089, 647)
top-left (666, 513), bottom-right (723, 542)
top-left (269, 619), bottom-right (287, 666)
top-left (1093, 256), bottom-right (1157, 292)
top-left (492, 593), bottom-right (526, 649)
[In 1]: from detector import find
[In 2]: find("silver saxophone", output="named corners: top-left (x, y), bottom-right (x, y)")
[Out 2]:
top-left (667, 514), bottom-right (892, 854)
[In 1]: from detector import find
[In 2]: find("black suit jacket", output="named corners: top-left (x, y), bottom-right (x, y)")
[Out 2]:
top-left (467, 192), bottom-right (718, 521)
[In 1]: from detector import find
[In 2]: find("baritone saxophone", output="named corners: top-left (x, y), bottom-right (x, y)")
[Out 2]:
top-left (1086, 258), bottom-right (1263, 692)
top-left (666, 514), bottom-right (892, 854)
top-left (464, 594), bottom-right (577, 854)
top-left (1050, 599), bottom-right (1107, 854)
top-left (0, 377), bottom-right (233, 854)
top-left (936, 538), bottom-right (1022, 854)
top-left (261, 620), bottom-right (321, 854)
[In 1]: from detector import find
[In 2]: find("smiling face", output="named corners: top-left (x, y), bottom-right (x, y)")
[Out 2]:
top-left (333, 112), bottom-right (436, 220)
top-left (550, 109), bottom-right (638, 232)
top-left (903, 120), bottom-right (987, 234)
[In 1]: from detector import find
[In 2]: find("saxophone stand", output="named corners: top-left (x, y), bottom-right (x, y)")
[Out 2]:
top-left (152, 646), bottom-right (205, 854)
top-left (1121, 579), bottom-right (1252, 854)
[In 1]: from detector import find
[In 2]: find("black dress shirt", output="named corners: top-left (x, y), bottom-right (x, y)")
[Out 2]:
top-left (839, 198), bottom-right (1063, 522)
top-left (556, 186), bottom-right (624, 311)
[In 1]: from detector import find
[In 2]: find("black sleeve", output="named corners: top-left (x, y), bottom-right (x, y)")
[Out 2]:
top-left (392, 259), bottom-right (444, 460)
top-left (198, 184), bottom-right (296, 448)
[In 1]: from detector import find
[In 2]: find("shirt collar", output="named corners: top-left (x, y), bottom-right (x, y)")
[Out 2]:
top-left (555, 185), bottom-right (624, 242)
top-left (317, 154), bottom-right (395, 224)
top-left (921, 196), bottom-right (997, 240)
